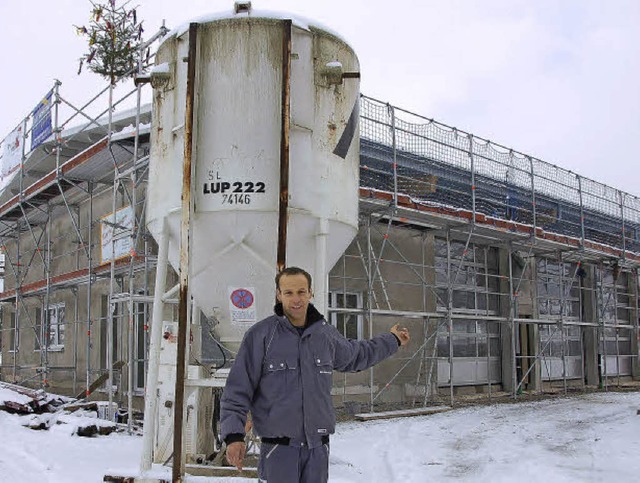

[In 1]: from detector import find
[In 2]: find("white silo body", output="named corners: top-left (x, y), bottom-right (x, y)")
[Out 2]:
top-left (146, 11), bottom-right (360, 349)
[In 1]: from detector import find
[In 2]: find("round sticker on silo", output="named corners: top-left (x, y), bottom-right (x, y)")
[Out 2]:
top-left (229, 287), bottom-right (257, 325)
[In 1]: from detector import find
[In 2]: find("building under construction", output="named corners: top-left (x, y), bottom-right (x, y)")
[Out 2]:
top-left (0, 22), bottom-right (638, 428)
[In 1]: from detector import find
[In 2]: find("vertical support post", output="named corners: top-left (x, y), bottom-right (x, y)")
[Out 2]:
top-left (172, 22), bottom-right (198, 483)
top-left (619, 190), bottom-right (626, 260)
top-left (484, 248), bottom-right (492, 401)
top-left (577, 175), bottom-right (586, 247)
top-left (390, 104), bottom-right (398, 209)
top-left (53, 80), bottom-right (62, 172)
top-left (469, 134), bottom-right (476, 220)
top-left (367, 217), bottom-right (375, 412)
top-left (19, 118), bottom-right (27, 201)
top-left (127, 256), bottom-right (135, 434)
top-left (613, 273), bottom-right (621, 388)
top-left (528, 156), bottom-right (537, 238)
top-left (276, 20), bottom-right (292, 273)
top-left (508, 243), bottom-right (517, 398)
top-left (14, 225), bottom-right (21, 382)
top-left (446, 229), bottom-right (454, 406)
top-left (15, 117), bottom-right (28, 384)
top-left (86, 182), bottom-right (93, 398)
top-left (559, 256), bottom-right (567, 394)
top-left (419, 232), bottom-right (428, 406)
top-left (73, 288), bottom-right (79, 395)
top-left (108, 174), bottom-right (118, 421)
top-left (633, 268), bottom-right (640, 379)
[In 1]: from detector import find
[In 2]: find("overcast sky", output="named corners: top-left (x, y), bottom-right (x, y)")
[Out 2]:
top-left (0, 0), bottom-right (638, 195)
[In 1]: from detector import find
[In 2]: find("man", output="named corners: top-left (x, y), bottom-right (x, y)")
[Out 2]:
top-left (220, 266), bottom-right (410, 483)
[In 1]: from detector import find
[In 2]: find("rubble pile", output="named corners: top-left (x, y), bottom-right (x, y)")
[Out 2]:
top-left (0, 381), bottom-right (118, 437)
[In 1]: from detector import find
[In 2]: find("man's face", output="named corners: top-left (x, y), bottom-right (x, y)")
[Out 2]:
top-left (276, 273), bottom-right (312, 327)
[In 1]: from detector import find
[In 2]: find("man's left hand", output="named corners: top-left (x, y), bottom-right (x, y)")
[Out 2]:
top-left (390, 324), bottom-right (410, 346)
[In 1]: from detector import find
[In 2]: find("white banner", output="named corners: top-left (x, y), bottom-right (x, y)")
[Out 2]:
top-left (100, 205), bottom-right (134, 263)
top-left (0, 125), bottom-right (23, 193)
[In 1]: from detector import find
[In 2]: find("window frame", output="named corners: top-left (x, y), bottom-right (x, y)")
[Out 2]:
top-left (329, 291), bottom-right (364, 340)
top-left (47, 302), bottom-right (65, 352)
top-left (9, 311), bottom-right (18, 353)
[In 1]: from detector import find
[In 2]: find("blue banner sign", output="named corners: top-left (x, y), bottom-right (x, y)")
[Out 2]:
top-left (31, 89), bottom-right (53, 150)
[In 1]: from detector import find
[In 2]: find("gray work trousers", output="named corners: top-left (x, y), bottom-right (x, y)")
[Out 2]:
top-left (258, 441), bottom-right (330, 483)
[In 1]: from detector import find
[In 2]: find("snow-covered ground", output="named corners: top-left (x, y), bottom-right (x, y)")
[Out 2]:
top-left (1, 391), bottom-right (639, 482)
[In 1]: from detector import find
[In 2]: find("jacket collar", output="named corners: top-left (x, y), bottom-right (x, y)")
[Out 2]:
top-left (274, 302), bottom-right (325, 328)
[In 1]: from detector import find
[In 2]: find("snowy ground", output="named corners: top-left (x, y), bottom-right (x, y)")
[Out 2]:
top-left (1, 391), bottom-right (639, 482)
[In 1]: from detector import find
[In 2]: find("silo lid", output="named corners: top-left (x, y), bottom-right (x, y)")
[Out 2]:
top-left (161, 8), bottom-right (351, 47)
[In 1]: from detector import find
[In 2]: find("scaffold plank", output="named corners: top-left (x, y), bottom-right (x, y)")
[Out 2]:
top-left (354, 406), bottom-right (451, 421)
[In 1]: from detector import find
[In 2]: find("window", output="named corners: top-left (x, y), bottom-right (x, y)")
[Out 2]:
top-left (9, 311), bottom-right (18, 352)
top-left (596, 268), bottom-right (633, 376)
top-left (437, 320), bottom-right (501, 358)
top-left (539, 324), bottom-right (582, 357)
top-left (329, 291), bottom-right (363, 340)
top-left (435, 239), bottom-right (501, 355)
top-left (100, 295), bottom-right (119, 371)
top-left (435, 240), bottom-right (500, 315)
top-left (536, 259), bottom-right (582, 319)
top-left (134, 302), bottom-right (147, 391)
top-left (47, 303), bottom-right (65, 350)
top-left (536, 258), bottom-right (583, 380)
top-left (434, 239), bottom-right (502, 386)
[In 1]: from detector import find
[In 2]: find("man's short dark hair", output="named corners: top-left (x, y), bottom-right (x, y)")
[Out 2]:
top-left (275, 266), bottom-right (312, 291)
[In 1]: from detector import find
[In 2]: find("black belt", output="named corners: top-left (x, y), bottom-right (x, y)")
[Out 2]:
top-left (262, 435), bottom-right (329, 446)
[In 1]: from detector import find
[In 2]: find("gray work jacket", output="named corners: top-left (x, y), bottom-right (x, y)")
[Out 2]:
top-left (220, 304), bottom-right (399, 447)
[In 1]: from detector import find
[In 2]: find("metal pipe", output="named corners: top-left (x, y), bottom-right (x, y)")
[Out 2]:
top-left (86, 182), bottom-right (93, 398)
top-left (314, 218), bottom-right (329, 316)
top-left (619, 190), bottom-right (626, 260)
top-left (508, 243), bottom-right (517, 398)
top-left (559, 256), bottom-right (567, 394)
top-left (127, 48), bottom-right (144, 435)
top-left (446, 229), bottom-right (454, 406)
top-left (14, 225), bottom-right (21, 381)
top-left (577, 175), bottom-right (585, 246)
top-left (367, 217), bottom-right (375, 412)
top-left (107, 177), bottom-right (118, 420)
top-left (140, 218), bottom-right (169, 471)
top-left (415, 233), bottom-right (427, 407)
top-left (469, 134), bottom-right (476, 218)
top-left (73, 288), bottom-right (79, 395)
top-left (390, 104), bottom-right (398, 208)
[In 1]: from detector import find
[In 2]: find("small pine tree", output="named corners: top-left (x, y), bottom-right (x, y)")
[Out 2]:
top-left (75, 0), bottom-right (144, 85)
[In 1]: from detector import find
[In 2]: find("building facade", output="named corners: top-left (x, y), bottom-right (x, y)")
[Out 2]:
top-left (0, 84), bottom-right (638, 418)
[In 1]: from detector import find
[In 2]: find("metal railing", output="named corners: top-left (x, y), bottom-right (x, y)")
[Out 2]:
top-left (360, 95), bottom-right (640, 257)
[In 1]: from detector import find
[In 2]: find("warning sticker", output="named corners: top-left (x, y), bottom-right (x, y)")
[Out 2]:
top-left (228, 287), bottom-right (257, 325)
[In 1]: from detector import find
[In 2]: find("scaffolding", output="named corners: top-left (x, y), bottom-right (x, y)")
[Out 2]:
top-left (0, 28), bottom-right (167, 428)
top-left (327, 95), bottom-right (640, 408)
top-left (0, 48), bottom-right (638, 421)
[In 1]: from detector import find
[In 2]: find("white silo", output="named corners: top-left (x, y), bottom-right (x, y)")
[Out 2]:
top-left (145, 7), bottom-right (361, 350)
